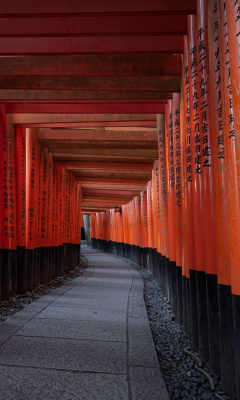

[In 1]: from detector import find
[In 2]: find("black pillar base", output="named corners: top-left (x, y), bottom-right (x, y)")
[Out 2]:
top-left (196, 271), bottom-right (209, 362)
top-left (9, 249), bottom-right (18, 296)
top-left (218, 284), bottom-right (237, 398)
top-left (1, 248), bottom-right (10, 301)
top-left (189, 269), bottom-right (199, 350)
top-left (206, 274), bottom-right (220, 376)
top-left (233, 293), bottom-right (240, 400)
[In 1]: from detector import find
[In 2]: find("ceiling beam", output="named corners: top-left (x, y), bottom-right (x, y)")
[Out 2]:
top-left (62, 162), bottom-right (153, 170)
top-left (0, 54), bottom-right (181, 77)
top-left (36, 129), bottom-right (158, 141)
top-left (0, 15), bottom-right (187, 36)
top-left (0, 76), bottom-right (180, 91)
top-left (0, 90), bottom-right (172, 101)
top-left (12, 113), bottom-right (156, 124)
top-left (6, 103), bottom-right (165, 114)
top-left (22, 121), bottom-right (157, 128)
top-left (0, 0), bottom-right (196, 15)
top-left (0, 35), bottom-right (183, 54)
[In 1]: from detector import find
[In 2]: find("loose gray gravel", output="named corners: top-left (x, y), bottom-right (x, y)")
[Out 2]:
top-left (127, 259), bottom-right (232, 400)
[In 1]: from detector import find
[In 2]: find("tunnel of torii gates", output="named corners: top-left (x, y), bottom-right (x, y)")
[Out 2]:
top-left (0, 0), bottom-right (240, 398)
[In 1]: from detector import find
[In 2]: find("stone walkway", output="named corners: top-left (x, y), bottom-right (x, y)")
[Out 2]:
top-left (0, 245), bottom-right (169, 400)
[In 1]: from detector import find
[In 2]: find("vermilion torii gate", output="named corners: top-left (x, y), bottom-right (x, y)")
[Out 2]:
top-left (0, 0), bottom-right (240, 399)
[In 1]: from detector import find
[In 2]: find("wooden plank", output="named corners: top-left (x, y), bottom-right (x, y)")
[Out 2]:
top-left (49, 148), bottom-right (159, 157)
top-left (0, 76), bottom-right (180, 91)
top-left (75, 177), bottom-right (149, 184)
top-left (52, 153), bottom-right (156, 161)
top-left (0, 35), bottom-right (183, 54)
top-left (62, 162), bottom-right (154, 170)
top-left (0, 15), bottom-right (187, 36)
top-left (43, 142), bottom-right (158, 150)
top-left (0, 89), bottom-right (172, 101)
top-left (6, 103), bottom-right (165, 114)
top-left (0, 0), bottom-right (197, 15)
top-left (23, 121), bottom-right (157, 128)
top-left (36, 128), bottom-right (158, 141)
top-left (12, 113), bottom-right (156, 124)
top-left (0, 54), bottom-right (181, 76)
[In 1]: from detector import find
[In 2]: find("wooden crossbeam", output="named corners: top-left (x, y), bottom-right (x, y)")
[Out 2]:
top-left (0, 15), bottom-right (187, 36)
top-left (0, 0), bottom-right (196, 15)
top-left (12, 113), bottom-right (156, 124)
top-left (36, 128), bottom-right (158, 141)
top-left (0, 55), bottom-right (181, 77)
top-left (0, 76), bottom-right (180, 91)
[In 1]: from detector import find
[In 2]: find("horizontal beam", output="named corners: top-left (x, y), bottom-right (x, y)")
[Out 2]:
top-left (23, 121), bottom-right (157, 128)
top-left (82, 201), bottom-right (130, 206)
top-left (0, 76), bottom-right (180, 91)
top-left (0, 15), bottom-right (187, 36)
top-left (61, 162), bottom-right (154, 170)
top-left (49, 148), bottom-right (159, 157)
top-left (0, 35), bottom-right (183, 54)
top-left (53, 153), bottom-right (157, 161)
top-left (12, 113), bottom-right (156, 124)
top-left (6, 103), bottom-right (165, 114)
top-left (0, 54), bottom-right (181, 77)
top-left (43, 142), bottom-right (158, 150)
top-left (75, 177), bottom-right (149, 184)
top-left (0, 0), bottom-right (197, 15)
top-left (0, 90), bottom-right (172, 101)
top-left (37, 129), bottom-right (158, 141)
top-left (81, 182), bottom-right (147, 190)
top-left (82, 188), bottom-right (142, 196)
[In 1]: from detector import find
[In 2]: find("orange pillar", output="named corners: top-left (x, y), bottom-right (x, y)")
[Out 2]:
top-left (0, 106), bottom-right (10, 300)
top-left (172, 92), bottom-right (183, 322)
top-left (182, 35), bottom-right (195, 337)
top-left (224, 1), bottom-right (240, 396)
top-left (26, 128), bottom-right (37, 291)
top-left (16, 125), bottom-right (27, 293)
top-left (157, 114), bottom-right (169, 297)
top-left (208, 0), bottom-right (234, 384)
top-left (187, 14), bottom-right (202, 351)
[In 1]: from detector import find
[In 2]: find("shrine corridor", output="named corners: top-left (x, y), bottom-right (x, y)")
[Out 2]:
top-left (1, 0), bottom-right (240, 399)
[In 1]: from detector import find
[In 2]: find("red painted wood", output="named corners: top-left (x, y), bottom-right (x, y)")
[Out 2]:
top-left (0, 35), bottom-right (183, 55)
top-left (0, 55), bottom-right (182, 77)
top-left (0, 15), bottom-right (188, 36)
top-left (16, 125), bottom-right (26, 248)
top-left (0, 0), bottom-right (197, 15)
top-left (6, 103), bottom-right (165, 114)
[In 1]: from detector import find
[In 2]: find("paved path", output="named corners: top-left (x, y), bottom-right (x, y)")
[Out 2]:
top-left (0, 245), bottom-right (169, 400)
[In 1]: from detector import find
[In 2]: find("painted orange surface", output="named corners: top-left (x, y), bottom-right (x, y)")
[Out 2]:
top-left (225, 0), bottom-right (240, 295)
top-left (26, 128), bottom-right (37, 250)
top-left (188, 15), bottom-right (205, 272)
top-left (16, 125), bottom-right (26, 248)
top-left (165, 100), bottom-right (176, 262)
top-left (172, 92), bottom-right (182, 267)
top-left (157, 114), bottom-right (169, 259)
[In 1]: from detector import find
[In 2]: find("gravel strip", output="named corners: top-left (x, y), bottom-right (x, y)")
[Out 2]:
top-left (125, 258), bottom-right (232, 400)
top-left (0, 254), bottom-right (88, 323)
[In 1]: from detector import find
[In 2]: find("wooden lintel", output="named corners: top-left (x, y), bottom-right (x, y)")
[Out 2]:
top-left (0, 76), bottom-right (180, 91)
top-left (36, 129), bottom-right (158, 142)
top-left (0, 54), bottom-right (182, 76)
top-left (12, 113), bottom-right (156, 124)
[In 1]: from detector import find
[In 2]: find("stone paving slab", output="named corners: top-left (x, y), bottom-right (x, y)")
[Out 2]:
top-left (16, 318), bottom-right (126, 342)
top-left (0, 366), bottom-right (128, 400)
top-left (35, 304), bottom-right (128, 322)
top-left (130, 366), bottom-right (170, 400)
top-left (0, 336), bottom-right (127, 373)
top-left (0, 245), bottom-right (169, 400)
